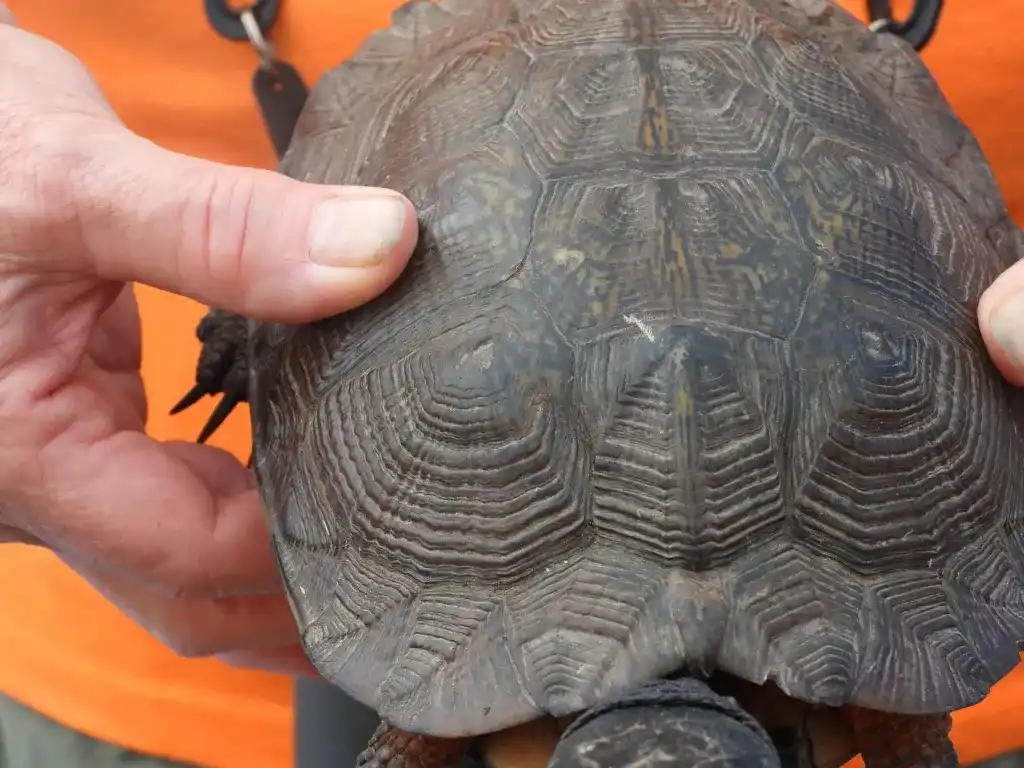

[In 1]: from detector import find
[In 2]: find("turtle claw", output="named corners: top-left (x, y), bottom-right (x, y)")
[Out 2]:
top-left (195, 389), bottom-right (245, 444)
top-left (171, 309), bottom-right (250, 444)
top-left (169, 383), bottom-right (207, 415)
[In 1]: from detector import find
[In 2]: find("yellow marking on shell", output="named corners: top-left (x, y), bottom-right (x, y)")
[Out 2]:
top-left (625, 0), bottom-right (670, 153)
top-left (779, 162), bottom-right (860, 257)
top-left (716, 241), bottom-right (770, 290)
top-left (641, 78), bottom-right (672, 151)
top-left (659, 214), bottom-right (694, 299)
top-left (552, 248), bottom-right (586, 269)
top-left (625, 0), bottom-right (655, 45)
top-left (733, 264), bottom-right (766, 291)
top-left (676, 388), bottom-right (694, 415)
top-left (719, 243), bottom-right (744, 259)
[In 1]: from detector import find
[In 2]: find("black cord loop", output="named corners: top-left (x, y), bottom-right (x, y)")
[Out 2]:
top-left (867, 0), bottom-right (944, 51)
top-left (204, 0), bottom-right (281, 42)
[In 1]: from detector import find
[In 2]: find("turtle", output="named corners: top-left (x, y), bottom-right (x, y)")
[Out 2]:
top-left (172, 0), bottom-right (1024, 765)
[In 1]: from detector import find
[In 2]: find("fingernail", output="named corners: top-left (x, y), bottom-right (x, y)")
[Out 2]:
top-left (990, 292), bottom-right (1024, 370)
top-left (307, 194), bottom-right (408, 267)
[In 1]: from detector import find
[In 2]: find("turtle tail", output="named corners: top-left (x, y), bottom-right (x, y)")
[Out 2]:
top-left (355, 722), bottom-right (472, 768)
top-left (846, 708), bottom-right (960, 768)
top-left (549, 677), bottom-right (781, 768)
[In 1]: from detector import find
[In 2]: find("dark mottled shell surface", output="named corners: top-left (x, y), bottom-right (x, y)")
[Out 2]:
top-left (248, 0), bottom-right (1024, 738)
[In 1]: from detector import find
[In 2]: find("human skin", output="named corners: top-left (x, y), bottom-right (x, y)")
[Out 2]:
top-left (0, 4), bottom-right (418, 676)
top-left (980, 262), bottom-right (1024, 388)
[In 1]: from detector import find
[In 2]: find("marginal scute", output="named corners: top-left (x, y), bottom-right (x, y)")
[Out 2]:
top-left (755, 29), bottom-right (901, 148)
top-left (717, 543), bottom-right (865, 707)
top-left (241, 0), bottom-right (1024, 738)
top-left (282, 546), bottom-right (419, 673)
top-left (376, 592), bottom-right (519, 734)
top-left (945, 529), bottom-right (1024, 682)
top-left (853, 573), bottom-right (993, 713)
top-left (511, 549), bottom-right (673, 716)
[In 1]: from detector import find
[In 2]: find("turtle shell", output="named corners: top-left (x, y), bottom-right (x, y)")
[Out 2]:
top-left (247, 0), bottom-right (1024, 738)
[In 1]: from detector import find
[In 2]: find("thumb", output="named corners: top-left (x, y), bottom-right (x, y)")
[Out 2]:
top-left (30, 126), bottom-right (419, 323)
top-left (979, 259), bottom-right (1024, 388)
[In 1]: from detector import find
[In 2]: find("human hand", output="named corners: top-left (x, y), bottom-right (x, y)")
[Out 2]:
top-left (980, 259), bottom-right (1024, 388)
top-left (0, 5), bottom-right (417, 675)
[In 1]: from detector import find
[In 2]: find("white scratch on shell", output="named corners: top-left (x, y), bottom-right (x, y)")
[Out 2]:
top-left (624, 313), bottom-right (655, 342)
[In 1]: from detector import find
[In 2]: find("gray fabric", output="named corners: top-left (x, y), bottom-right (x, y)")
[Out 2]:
top-left (294, 678), bottom-right (483, 768)
top-left (0, 692), bottom-right (193, 768)
top-left (295, 678), bottom-right (380, 768)
top-left (970, 751), bottom-right (1024, 768)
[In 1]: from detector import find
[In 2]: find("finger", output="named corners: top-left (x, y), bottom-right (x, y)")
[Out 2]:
top-left (162, 439), bottom-right (255, 497)
top-left (38, 433), bottom-right (283, 599)
top-left (88, 283), bottom-right (141, 373)
top-left (101, 369), bottom-right (147, 428)
top-left (68, 555), bottom-right (303, 658)
top-left (72, 360), bottom-right (146, 431)
top-left (0, 489), bottom-right (50, 545)
top-left (0, 3), bottom-right (14, 25)
top-left (216, 645), bottom-right (320, 678)
top-left (979, 260), bottom-right (1024, 388)
top-left (0, 521), bottom-right (45, 545)
top-left (21, 126), bottom-right (419, 323)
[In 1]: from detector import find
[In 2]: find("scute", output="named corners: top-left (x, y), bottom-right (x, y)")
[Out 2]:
top-left (252, 0), bottom-right (1024, 738)
top-left (583, 324), bottom-right (788, 571)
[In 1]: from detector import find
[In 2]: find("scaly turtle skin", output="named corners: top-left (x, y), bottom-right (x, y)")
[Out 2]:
top-left (175, 0), bottom-right (1024, 765)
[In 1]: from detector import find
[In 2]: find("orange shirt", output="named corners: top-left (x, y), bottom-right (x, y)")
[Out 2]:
top-left (0, 2), bottom-right (1021, 767)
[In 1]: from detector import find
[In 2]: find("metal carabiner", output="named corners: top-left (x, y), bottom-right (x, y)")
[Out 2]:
top-left (867, 0), bottom-right (944, 52)
top-left (238, 7), bottom-right (278, 70)
top-left (204, 0), bottom-right (281, 44)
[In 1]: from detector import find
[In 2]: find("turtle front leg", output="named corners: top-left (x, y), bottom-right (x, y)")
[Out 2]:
top-left (355, 721), bottom-right (472, 768)
top-left (846, 708), bottom-right (959, 768)
top-left (170, 309), bottom-right (250, 445)
top-left (548, 676), bottom-right (781, 767)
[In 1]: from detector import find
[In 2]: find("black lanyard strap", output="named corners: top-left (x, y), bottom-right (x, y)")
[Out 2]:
top-left (204, 0), bottom-right (309, 160)
top-left (867, 0), bottom-right (944, 52)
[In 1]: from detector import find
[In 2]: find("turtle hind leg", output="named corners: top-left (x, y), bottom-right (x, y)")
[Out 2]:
top-left (355, 722), bottom-right (472, 768)
top-left (170, 309), bottom-right (250, 445)
top-left (847, 708), bottom-right (959, 768)
top-left (549, 676), bottom-right (781, 767)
